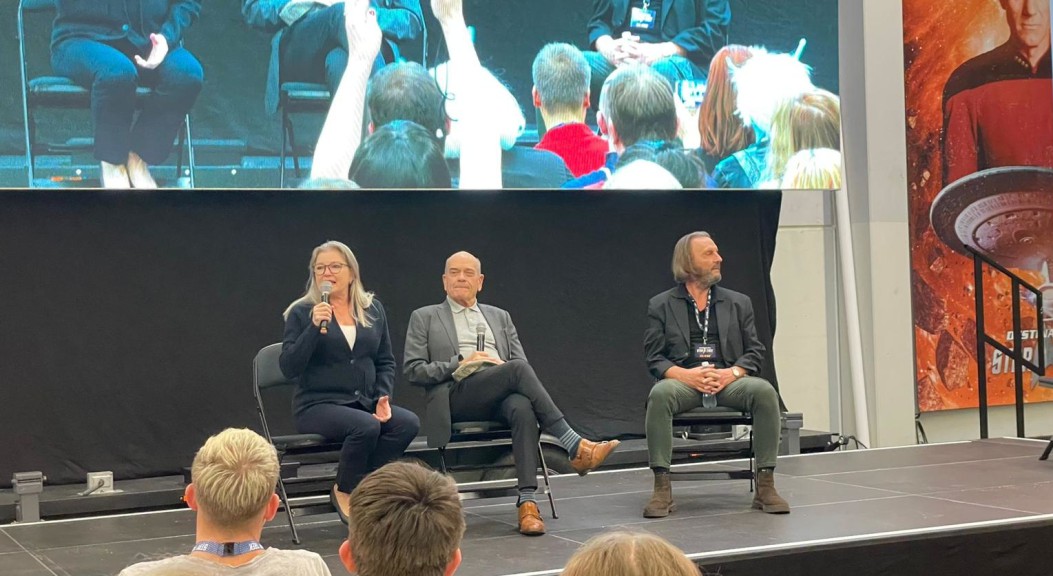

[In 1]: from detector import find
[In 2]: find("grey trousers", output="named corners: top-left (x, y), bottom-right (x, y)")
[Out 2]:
top-left (645, 376), bottom-right (781, 469)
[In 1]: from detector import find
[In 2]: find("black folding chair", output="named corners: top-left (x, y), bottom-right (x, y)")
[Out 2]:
top-left (437, 421), bottom-right (559, 519)
top-left (670, 406), bottom-right (755, 490)
top-left (253, 343), bottom-right (342, 544)
top-left (17, 0), bottom-right (195, 187)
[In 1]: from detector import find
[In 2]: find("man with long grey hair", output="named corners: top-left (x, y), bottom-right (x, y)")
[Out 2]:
top-left (642, 231), bottom-right (789, 517)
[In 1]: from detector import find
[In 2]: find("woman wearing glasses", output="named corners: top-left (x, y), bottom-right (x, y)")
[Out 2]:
top-left (280, 240), bottom-right (419, 523)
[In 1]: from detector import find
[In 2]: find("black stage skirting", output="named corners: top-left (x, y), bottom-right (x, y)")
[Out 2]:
top-left (0, 189), bottom-right (781, 486)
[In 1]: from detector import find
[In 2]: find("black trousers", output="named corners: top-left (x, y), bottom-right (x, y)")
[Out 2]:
top-left (280, 3), bottom-right (386, 97)
top-left (296, 401), bottom-right (420, 493)
top-left (51, 38), bottom-right (203, 165)
top-left (449, 359), bottom-right (564, 489)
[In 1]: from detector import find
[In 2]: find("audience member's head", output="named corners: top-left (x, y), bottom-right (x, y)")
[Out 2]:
top-left (616, 139), bottom-right (706, 188)
top-left (367, 62), bottom-right (448, 139)
top-left (605, 160), bottom-right (683, 190)
top-left (341, 461), bottom-right (465, 576)
top-left (299, 178), bottom-right (360, 189)
top-left (186, 428), bottom-right (280, 532)
top-left (432, 63), bottom-right (525, 157)
top-left (598, 65), bottom-right (679, 154)
top-left (697, 44), bottom-right (757, 160)
top-left (532, 42), bottom-right (591, 123)
top-left (349, 120), bottom-right (452, 188)
top-left (781, 148), bottom-right (842, 189)
top-left (766, 89), bottom-right (841, 183)
top-left (561, 531), bottom-right (701, 576)
top-left (731, 50), bottom-right (814, 136)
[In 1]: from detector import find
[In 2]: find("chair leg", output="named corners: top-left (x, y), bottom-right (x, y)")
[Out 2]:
top-left (749, 431), bottom-right (755, 493)
top-left (537, 443), bottom-right (558, 519)
top-left (280, 111), bottom-right (290, 188)
top-left (183, 115), bottom-right (196, 188)
top-left (274, 460), bottom-right (301, 545)
top-left (1041, 438), bottom-right (1053, 461)
top-left (288, 120), bottom-right (301, 179)
top-left (24, 108), bottom-right (35, 187)
top-left (438, 447), bottom-right (448, 474)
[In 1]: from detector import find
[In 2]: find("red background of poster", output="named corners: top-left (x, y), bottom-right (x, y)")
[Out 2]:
top-left (902, 0), bottom-right (1053, 412)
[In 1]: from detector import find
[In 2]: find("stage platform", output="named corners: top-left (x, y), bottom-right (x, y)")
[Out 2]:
top-left (3, 437), bottom-right (1052, 576)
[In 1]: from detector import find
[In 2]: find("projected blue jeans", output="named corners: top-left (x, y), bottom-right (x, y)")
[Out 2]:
top-left (51, 39), bottom-right (203, 166)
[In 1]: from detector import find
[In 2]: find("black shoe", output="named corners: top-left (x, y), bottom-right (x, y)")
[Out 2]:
top-left (330, 486), bottom-right (349, 525)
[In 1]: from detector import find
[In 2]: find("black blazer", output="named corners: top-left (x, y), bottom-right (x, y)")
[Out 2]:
top-left (53, 0), bottom-right (201, 52)
top-left (587, 0), bottom-right (730, 68)
top-left (280, 299), bottom-right (396, 418)
top-left (644, 284), bottom-right (765, 380)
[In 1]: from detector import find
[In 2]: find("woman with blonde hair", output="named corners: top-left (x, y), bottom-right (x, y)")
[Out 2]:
top-left (764, 89), bottom-right (841, 187)
top-left (696, 45), bottom-right (757, 173)
top-left (561, 532), bottom-right (701, 576)
top-left (781, 148), bottom-right (842, 189)
top-left (280, 240), bottom-right (419, 525)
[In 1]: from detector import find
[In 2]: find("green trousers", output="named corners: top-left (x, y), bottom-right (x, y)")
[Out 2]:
top-left (645, 377), bottom-right (782, 469)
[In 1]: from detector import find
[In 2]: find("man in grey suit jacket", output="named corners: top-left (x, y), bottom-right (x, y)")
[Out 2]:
top-left (642, 231), bottom-right (790, 517)
top-left (242, 0), bottom-right (423, 114)
top-left (404, 251), bottom-right (619, 536)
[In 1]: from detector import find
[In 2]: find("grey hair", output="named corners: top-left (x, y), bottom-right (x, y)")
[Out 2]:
top-left (671, 231), bottom-right (712, 283)
top-left (283, 240), bottom-right (375, 327)
top-left (532, 43), bottom-right (591, 115)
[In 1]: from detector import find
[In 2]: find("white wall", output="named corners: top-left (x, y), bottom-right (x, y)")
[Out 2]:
top-left (766, 0), bottom-right (1053, 447)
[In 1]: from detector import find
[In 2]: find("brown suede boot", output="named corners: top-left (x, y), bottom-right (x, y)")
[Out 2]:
top-left (752, 469), bottom-right (790, 514)
top-left (643, 471), bottom-right (675, 518)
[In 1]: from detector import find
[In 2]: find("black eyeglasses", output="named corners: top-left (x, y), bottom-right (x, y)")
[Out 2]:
top-left (313, 263), bottom-right (348, 274)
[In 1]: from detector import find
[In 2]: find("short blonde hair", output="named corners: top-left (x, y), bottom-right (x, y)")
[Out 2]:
top-left (781, 148), bottom-right (842, 189)
top-left (671, 231), bottom-right (711, 283)
top-left (766, 89), bottom-right (840, 184)
top-left (191, 428), bottom-right (279, 529)
top-left (561, 531), bottom-right (701, 576)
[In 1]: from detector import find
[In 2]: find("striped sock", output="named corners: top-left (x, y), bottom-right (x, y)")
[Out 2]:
top-left (517, 487), bottom-right (537, 507)
top-left (547, 418), bottom-right (583, 459)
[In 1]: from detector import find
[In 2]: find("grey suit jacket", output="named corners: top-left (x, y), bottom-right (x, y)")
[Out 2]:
top-left (403, 300), bottom-right (527, 447)
top-left (643, 284), bottom-right (765, 381)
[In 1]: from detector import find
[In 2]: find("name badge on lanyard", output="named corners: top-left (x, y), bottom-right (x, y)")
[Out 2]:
top-left (690, 290), bottom-right (715, 362)
top-left (630, 1), bottom-right (657, 30)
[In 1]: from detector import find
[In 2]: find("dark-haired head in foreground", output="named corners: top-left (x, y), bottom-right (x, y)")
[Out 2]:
top-left (616, 139), bottom-right (706, 188)
top-left (349, 120), bottom-right (453, 189)
top-left (340, 461), bottom-right (465, 576)
top-left (367, 62), bottom-right (448, 138)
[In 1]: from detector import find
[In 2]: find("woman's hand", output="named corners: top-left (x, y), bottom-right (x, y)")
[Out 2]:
top-left (134, 34), bottom-right (169, 70)
top-left (373, 396), bottom-right (392, 423)
top-left (311, 302), bottom-right (333, 327)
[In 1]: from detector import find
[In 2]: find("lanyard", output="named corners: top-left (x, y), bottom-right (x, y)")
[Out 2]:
top-left (687, 289), bottom-right (711, 346)
top-left (192, 541), bottom-right (264, 556)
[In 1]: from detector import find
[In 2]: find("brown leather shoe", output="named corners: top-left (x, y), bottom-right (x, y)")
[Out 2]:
top-left (569, 439), bottom-right (621, 476)
top-left (517, 501), bottom-right (546, 535)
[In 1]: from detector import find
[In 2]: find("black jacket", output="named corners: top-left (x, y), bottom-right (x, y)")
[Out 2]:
top-left (280, 299), bottom-right (396, 418)
top-left (587, 0), bottom-right (730, 68)
top-left (52, 0), bottom-right (201, 52)
top-left (644, 284), bottom-right (765, 380)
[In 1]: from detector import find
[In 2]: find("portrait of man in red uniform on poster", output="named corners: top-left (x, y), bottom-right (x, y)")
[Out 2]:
top-left (903, 0), bottom-right (1053, 412)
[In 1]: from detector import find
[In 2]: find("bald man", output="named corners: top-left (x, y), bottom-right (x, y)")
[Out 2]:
top-left (403, 251), bottom-right (619, 536)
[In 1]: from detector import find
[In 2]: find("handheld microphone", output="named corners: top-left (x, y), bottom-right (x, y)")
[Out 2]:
top-left (476, 323), bottom-right (486, 352)
top-left (320, 281), bottom-right (333, 335)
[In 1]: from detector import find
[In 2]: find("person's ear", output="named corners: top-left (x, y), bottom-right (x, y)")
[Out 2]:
top-left (597, 111), bottom-right (609, 136)
top-left (368, 122), bottom-right (376, 135)
top-left (583, 90), bottom-right (591, 111)
top-left (339, 540), bottom-right (356, 573)
top-left (532, 86), bottom-right (542, 109)
top-left (184, 484), bottom-right (198, 511)
top-left (445, 548), bottom-right (463, 576)
top-left (263, 493), bottom-right (280, 522)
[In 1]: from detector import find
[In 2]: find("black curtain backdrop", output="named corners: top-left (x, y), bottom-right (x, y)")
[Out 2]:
top-left (0, 0), bottom-right (838, 155)
top-left (0, 190), bottom-right (780, 486)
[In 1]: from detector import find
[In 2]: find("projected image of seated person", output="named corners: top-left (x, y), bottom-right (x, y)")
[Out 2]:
top-left (51, 0), bottom-right (204, 189)
top-left (584, 0), bottom-right (730, 107)
top-left (241, 0), bottom-right (424, 115)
